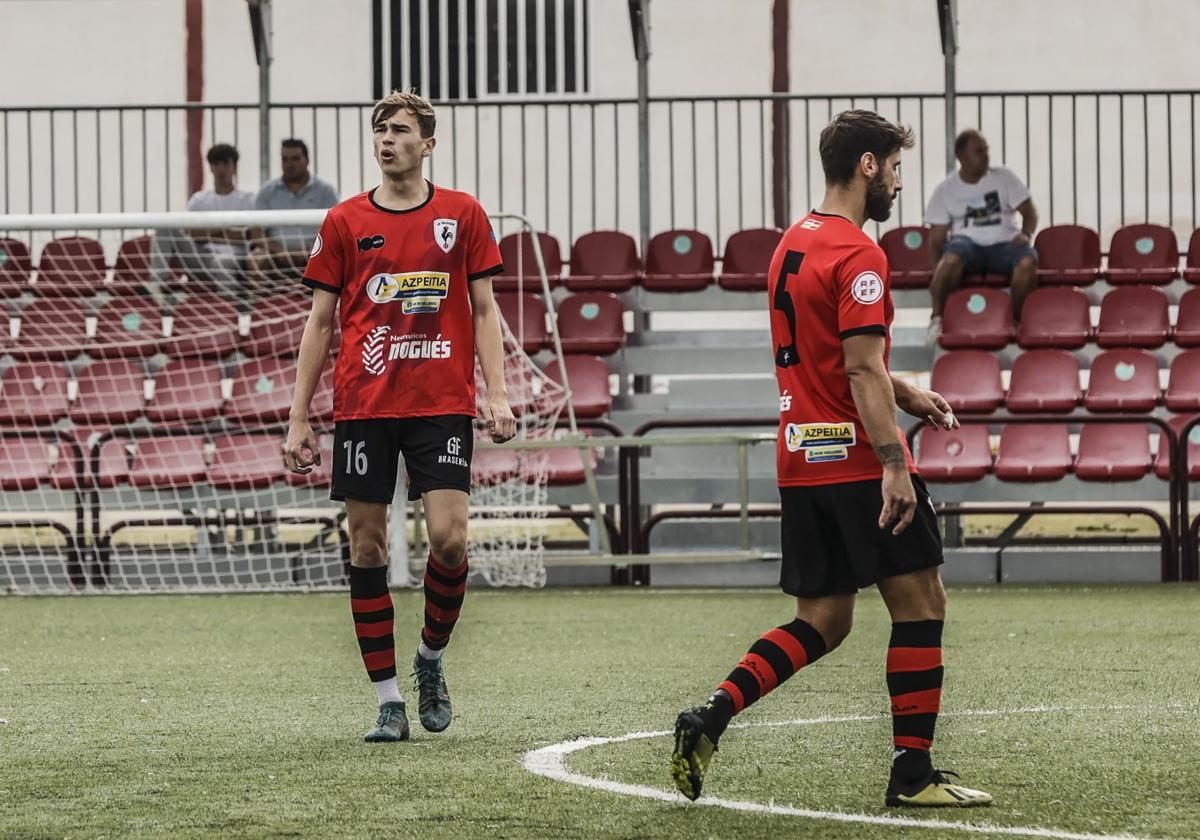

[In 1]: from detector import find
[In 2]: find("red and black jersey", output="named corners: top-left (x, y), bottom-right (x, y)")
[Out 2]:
top-left (302, 183), bottom-right (503, 421)
top-left (768, 211), bottom-right (916, 486)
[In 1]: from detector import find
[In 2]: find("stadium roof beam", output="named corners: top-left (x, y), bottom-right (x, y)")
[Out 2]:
top-left (628, 0), bottom-right (651, 254)
top-left (939, 0), bottom-right (959, 171)
top-left (248, 0), bottom-right (273, 184)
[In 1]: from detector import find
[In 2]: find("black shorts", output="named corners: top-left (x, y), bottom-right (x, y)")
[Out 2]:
top-left (331, 415), bottom-right (474, 504)
top-left (779, 474), bottom-right (944, 598)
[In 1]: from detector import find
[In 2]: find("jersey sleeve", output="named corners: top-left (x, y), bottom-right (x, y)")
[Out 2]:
top-left (835, 244), bottom-right (890, 339)
top-left (466, 201), bottom-right (504, 281)
top-left (301, 212), bottom-right (346, 294)
top-left (1002, 167), bottom-right (1031, 209)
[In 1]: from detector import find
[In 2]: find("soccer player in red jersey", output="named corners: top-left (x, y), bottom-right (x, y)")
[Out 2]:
top-left (283, 91), bottom-right (516, 742)
top-left (670, 110), bottom-right (992, 807)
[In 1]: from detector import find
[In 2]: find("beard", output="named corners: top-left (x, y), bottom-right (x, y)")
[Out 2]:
top-left (865, 172), bottom-right (896, 222)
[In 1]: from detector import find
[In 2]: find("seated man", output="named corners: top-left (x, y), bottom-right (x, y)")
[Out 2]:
top-left (925, 129), bottom-right (1038, 343)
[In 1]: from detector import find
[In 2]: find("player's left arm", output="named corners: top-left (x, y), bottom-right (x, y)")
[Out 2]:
top-left (891, 374), bottom-right (959, 431)
top-left (469, 278), bottom-right (517, 443)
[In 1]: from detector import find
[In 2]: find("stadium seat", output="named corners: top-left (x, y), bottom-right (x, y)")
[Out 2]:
top-left (70, 359), bottom-right (146, 425)
top-left (107, 235), bottom-right (153, 295)
top-left (543, 442), bottom-right (598, 486)
top-left (88, 297), bottom-right (163, 359)
top-left (994, 423), bottom-right (1072, 481)
top-left (878, 226), bottom-right (933, 289)
top-left (557, 292), bottom-right (626, 356)
top-left (1096, 285), bottom-right (1170, 348)
top-left (939, 288), bottom-right (1012, 349)
top-left (642, 229), bottom-right (714, 292)
top-left (1084, 349), bottom-right (1161, 412)
top-left (0, 238), bottom-right (33, 297)
top-left (0, 438), bottom-right (53, 490)
top-left (565, 231), bottom-right (639, 292)
top-left (1174, 287), bottom-right (1200, 347)
top-left (929, 351), bottom-right (1003, 413)
top-left (914, 425), bottom-right (993, 482)
top-left (1005, 349), bottom-right (1081, 413)
top-left (0, 362), bottom-right (70, 424)
top-left (717, 228), bottom-right (782, 291)
top-left (1074, 424), bottom-right (1153, 480)
top-left (160, 294), bottom-right (239, 358)
top-left (1165, 350), bottom-right (1200, 411)
top-left (1034, 225), bottom-right (1101, 285)
top-left (471, 447), bottom-right (521, 484)
top-left (243, 296), bottom-right (310, 358)
top-left (10, 299), bottom-right (87, 361)
top-left (226, 357), bottom-right (297, 425)
top-left (94, 437), bottom-right (132, 488)
top-left (494, 292), bottom-right (548, 353)
top-left (1106, 224), bottom-right (1180, 285)
top-left (1154, 415), bottom-right (1200, 480)
top-left (1016, 286), bottom-right (1092, 349)
top-left (1185, 228), bottom-right (1200, 283)
top-left (208, 434), bottom-right (285, 489)
top-left (125, 434), bottom-right (208, 489)
top-left (543, 355), bottom-right (612, 419)
top-left (48, 427), bottom-right (96, 490)
top-left (285, 433), bottom-right (334, 488)
top-left (494, 231), bottom-right (562, 293)
top-left (146, 358), bottom-right (224, 424)
top-left (35, 236), bottom-right (106, 295)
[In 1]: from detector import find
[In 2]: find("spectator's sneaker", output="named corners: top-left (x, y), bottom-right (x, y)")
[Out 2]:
top-left (926, 316), bottom-right (944, 346)
top-left (363, 701), bottom-right (410, 742)
top-left (885, 768), bottom-right (993, 807)
top-left (670, 703), bottom-right (723, 801)
top-left (412, 653), bottom-right (453, 732)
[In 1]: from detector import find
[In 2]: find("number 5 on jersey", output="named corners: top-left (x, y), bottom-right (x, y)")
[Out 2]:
top-left (343, 440), bottom-right (369, 475)
top-left (772, 250), bottom-right (805, 368)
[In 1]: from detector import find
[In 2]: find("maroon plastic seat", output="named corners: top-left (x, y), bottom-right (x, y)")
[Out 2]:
top-left (544, 355), bottom-right (611, 419)
top-left (70, 359), bottom-right (146, 424)
top-left (10, 299), bottom-right (87, 361)
top-left (1006, 349), bottom-right (1081, 413)
top-left (493, 231), bottom-right (562, 293)
top-left (1174, 287), bottom-right (1200, 347)
top-left (94, 437), bottom-right (133, 489)
top-left (226, 357), bottom-right (296, 425)
top-left (160, 295), bottom-right (239, 358)
top-left (1017, 286), bottom-right (1092, 349)
top-left (88, 297), bottom-right (163, 359)
top-left (642, 229), bottom-right (714, 292)
top-left (0, 238), bottom-right (33, 297)
top-left (208, 434), bottom-right (284, 489)
top-left (494, 292), bottom-right (548, 353)
top-left (939, 288), bottom-right (1012, 350)
top-left (1096, 286), bottom-right (1170, 348)
top-left (35, 236), bottom-right (106, 295)
top-left (1084, 349), bottom-right (1161, 412)
top-left (994, 423), bottom-right (1072, 481)
top-left (543, 443), bottom-right (598, 486)
top-left (1074, 424), bottom-right (1152, 480)
top-left (557, 292), bottom-right (626, 356)
top-left (1165, 350), bottom-right (1200, 411)
top-left (879, 227), bottom-right (932, 289)
top-left (929, 351), bottom-right (1003, 413)
top-left (0, 362), bottom-right (70, 424)
top-left (126, 435), bottom-right (208, 489)
top-left (146, 358), bottom-right (224, 424)
top-left (915, 425), bottom-right (993, 482)
top-left (1185, 229), bottom-right (1200, 283)
top-left (243, 296), bottom-right (310, 358)
top-left (471, 447), bottom-right (521, 484)
top-left (285, 433), bottom-right (334, 488)
top-left (1154, 415), bottom-right (1200, 480)
top-left (961, 271), bottom-right (1010, 288)
top-left (1106, 224), bottom-right (1180, 285)
top-left (1034, 225), bottom-right (1101, 285)
top-left (565, 231), bottom-right (639, 292)
top-left (717, 228), bottom-right (782, 291)
top-left (106, 236), bottom-right (153, 295)
top-left (47, 427), bottom-right (97, 491)
top-left (0, 439), bottom-right (53, 490)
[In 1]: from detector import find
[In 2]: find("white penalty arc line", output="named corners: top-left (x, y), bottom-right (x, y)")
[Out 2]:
top-left (523, 704), bottom-right (1199, 840)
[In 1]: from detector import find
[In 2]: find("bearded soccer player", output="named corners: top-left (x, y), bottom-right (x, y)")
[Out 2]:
top-left (670, 110), bottom-right (992, 807)
top-left (284, 91), bottom-right (516, 742)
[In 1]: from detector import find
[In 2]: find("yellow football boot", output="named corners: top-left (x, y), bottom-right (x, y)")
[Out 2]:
top-left (886, 768), bottom-right (993, 807)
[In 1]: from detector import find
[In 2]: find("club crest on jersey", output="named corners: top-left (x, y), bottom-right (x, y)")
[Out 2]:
top-left (366, 271), bottom-right (451, 313)
top-left (434, 218), bottom-right (458, 253)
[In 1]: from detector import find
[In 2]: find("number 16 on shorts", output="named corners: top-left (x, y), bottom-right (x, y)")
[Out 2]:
top-left (343, 440), bottom-right (369, 475)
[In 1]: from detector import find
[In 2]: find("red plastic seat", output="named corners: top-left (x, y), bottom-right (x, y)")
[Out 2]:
top-left (543, 442), bottom-right (598, 486)
top-left (160, 294), bottom-right (239, 358)
top-left (1017, 286), bottom-right (1091, 349)
top-left (1185, 229), bottom-right (1200, 283)
top-left (915, 425), bottom-right (993, 482)
top-left (1034, 225), bottom-right (1101, 285)
top-left (557, 292), bottom-right (626, 356)
top-left (1106, 224), bottom-right (1180, 285)
top-left (1165, 350), bottom-right (1200, 411)
top-left (994, 423), bottom-right (1072, 481)
top-left (0, 238), bottom-right (33, 297)
top-left (1006, 349), bottom-right (1081, 413)
top-left (208, 434), bottom-right (284, 489)
top-left (471, 447), bottom-right (521, 484)
top-left (126, 434), bottom-right (208, 489)
top-left (10, 299), bottom-right (87, 361)
top-left (94, 437), bottom-right (132, 489)
top-left (494, 231), bottom-right (562, 293)
top-left (1084, 349), bottom-right (1161, 412)
top-left (285, 433), bottom-right (334, 488)
top-left (1154, 415), bottom-right (1200, 480)
top-left (1096, 286), bottom-right (1170, 348)
top-left (0, 362), bottom-right (70, 424)
top-left (929, 351), bottom-right (1003, 413)
top-left (35, 236), bottom-right (106, 295)
top-left (544, 355), bottom-right (611, 419)
top-left (879, 227), bottom-right (932, 289)
top-left (106, 236), bottom-right (153, 295)
top-left (47, 427), bottom-right (96, 491)
top-left (717, 228), bottom-right (782, 291)
top-left (642, 229), bottom-right (714, 292)
top-left (494, 292), bottom-right (548, 353)
top-left (1174, 287), bottom-right (1200, 347)
top-left (0, 439), bottom-right (53, 490)
top-left (243, 296), bottom-right (310, 357)
top-left (146, 358), bottom-right (224, 424)
top-left (1074, 424), bottom-right (1152, 480)
top-left (70, 359), bottom-right (146, 424)
top-left (565, 231), bottom-right (639, 292)
top-left (226, 357), bottom-right (297, 426)
top-left (88, 297), bottom-right (163, 359)
top-left (939, 288), bottom-right (1012, 350)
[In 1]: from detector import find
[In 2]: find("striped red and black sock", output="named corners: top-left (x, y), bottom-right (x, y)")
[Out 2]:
top-left (349, 564), bottom-right (397, 686)
top-left (887, 619), bottom-right (944, 779)
top-left (420, 553), bottom-right (468, 653)
top-left (711, 618), bottom-right (828, 729)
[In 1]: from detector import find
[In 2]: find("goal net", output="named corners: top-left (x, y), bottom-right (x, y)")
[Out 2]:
top-left (0, 209), bottom-right (567, 594)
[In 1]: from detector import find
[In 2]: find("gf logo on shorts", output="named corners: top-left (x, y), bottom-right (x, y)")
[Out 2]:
top-left (439, 435), bottom-right (468, 468)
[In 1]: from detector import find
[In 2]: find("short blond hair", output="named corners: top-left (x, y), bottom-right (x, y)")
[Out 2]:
top-left (371, 90), bottom-right (436, 139)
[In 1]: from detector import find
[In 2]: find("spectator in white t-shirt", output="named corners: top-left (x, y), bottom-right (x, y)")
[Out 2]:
top-left (924, 130), bottom-right (1039, 343)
